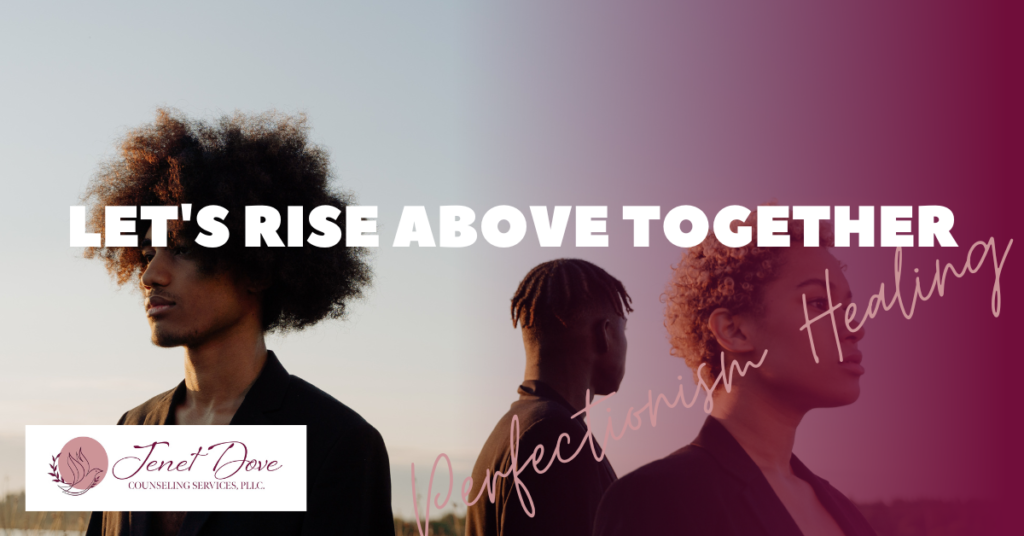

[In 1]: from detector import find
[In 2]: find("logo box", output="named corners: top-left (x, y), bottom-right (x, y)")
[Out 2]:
top-left (26, 425), bottom-right (307, 512)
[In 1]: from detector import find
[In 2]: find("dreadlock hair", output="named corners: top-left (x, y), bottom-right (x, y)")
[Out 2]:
top-left (511, 259), bottom-right (633, 344)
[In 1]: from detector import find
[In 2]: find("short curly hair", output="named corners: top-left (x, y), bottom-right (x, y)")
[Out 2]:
top-left (663, 208), bottom-right (834, 386)
top-left (83, 108), bottom-right (372, 332)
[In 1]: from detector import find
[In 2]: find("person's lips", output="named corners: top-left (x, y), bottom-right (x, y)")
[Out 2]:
top-left (146, 295), bottom-right (176, 317)
top-left (840, 352), bottom-right (864, 375)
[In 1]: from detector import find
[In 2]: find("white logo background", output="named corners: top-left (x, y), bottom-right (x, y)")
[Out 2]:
top-left (26, 425), bottom-right (307, 512)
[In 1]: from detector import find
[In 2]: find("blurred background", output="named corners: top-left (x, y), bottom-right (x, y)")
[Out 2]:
top-left (1, 1), bottom-right (1021, 534)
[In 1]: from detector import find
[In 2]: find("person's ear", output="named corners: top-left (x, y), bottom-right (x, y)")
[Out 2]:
top-left (707, 307), bottom-right (756, 353)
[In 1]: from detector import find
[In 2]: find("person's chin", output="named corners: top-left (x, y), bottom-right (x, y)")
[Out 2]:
top-left (821, 382), bottom-right (861, 407)
top-left (150, 325), bottom-right (195, 348)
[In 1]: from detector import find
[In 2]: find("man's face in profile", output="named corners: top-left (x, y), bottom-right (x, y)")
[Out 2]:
top-left (138, 227), bottom-right (258, 348)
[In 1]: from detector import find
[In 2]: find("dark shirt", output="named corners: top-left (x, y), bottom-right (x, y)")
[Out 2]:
top-left (465, 380), bottom-right (617, 536)
top-left (85, 351), bottom-right (395, 536)
top-left (593, 416), bottom-right (877, 536)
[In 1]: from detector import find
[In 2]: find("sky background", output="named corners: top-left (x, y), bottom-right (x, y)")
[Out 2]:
top-left (1, 0), bottom-right (1021, 523)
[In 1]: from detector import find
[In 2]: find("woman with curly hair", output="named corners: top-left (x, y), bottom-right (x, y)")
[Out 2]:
top-left (82, 109), bottom-right (393, 536)
top-left (593, 209), bottom-right (877, 536)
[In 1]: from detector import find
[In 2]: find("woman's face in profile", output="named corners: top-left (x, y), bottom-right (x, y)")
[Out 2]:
top-left (741, 245), bottom-right (866, 410)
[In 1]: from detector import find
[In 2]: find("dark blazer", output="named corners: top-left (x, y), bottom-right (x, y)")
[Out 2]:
top-left (593, 416), bottom-right (877, 536)
top-left (465, 380), bottom-right (617, 536)
top-left (85, 351), bottom-right (395, 536)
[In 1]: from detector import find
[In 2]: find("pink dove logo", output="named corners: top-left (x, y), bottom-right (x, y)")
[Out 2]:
top-left (48, 437), bottom-right (108, 496)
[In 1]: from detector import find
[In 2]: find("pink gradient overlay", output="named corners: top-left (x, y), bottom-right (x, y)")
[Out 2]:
top-left (460, 0), bottom-right (1023, 531)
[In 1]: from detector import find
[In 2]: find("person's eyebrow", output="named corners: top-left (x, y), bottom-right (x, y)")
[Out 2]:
top-left (796, 278), bottom-right (829, 290)
top-left (139, 238), bottom-right (153, 249)
top-left (796, 278), bottom-right (853, 302)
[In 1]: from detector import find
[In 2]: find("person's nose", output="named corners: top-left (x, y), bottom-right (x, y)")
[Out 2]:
top-left (140, 249), bottom-right (171, 289)
top-left (840, 303), bottom-right (866, 345)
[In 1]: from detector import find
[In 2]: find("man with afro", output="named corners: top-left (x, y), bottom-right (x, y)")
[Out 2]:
top-left (83, 109), bottom-right (393, 536)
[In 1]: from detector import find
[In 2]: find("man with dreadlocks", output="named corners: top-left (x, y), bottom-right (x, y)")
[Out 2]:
top-left (464, 259), bottom-right (632, 536)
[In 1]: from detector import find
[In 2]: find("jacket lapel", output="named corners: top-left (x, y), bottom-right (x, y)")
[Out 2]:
top-left (228, 350), bottom-right (290, 426)
top-left (740, 479), bottom-right (805, 536)
top-left (691, 416), bottom-right (804, 536)
top-left (175, 511), bottom-right (212, 536)
top-left (174, 351), bottom-right (292, 536)
top-left (120, 386), bottom-right (186, 534)
top-left (144, 383), bottom-right (186, 425)
top-left (791, 456), bottom-right (860, 535)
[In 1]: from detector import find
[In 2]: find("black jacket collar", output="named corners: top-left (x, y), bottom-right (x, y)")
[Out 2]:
top-left (518, 379), bottom-right (579, 415)
top-left (153, 350), bottom-right (290, 426)
top-left (161, 351), bottom-right (291, 536)
top-left (691, 415), bottom-right (862, 536)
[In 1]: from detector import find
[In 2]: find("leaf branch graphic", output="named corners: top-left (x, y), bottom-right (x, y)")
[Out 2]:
top-left (51, 448), bottom-right (103, 496)
top-left (48, 453), bottom-right (66, 484)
